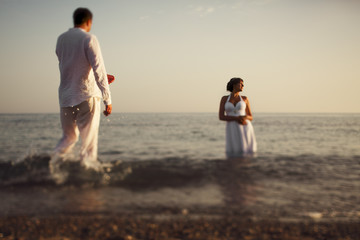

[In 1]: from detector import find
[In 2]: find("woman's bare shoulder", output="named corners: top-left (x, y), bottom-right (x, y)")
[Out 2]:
top-left (221, 95), bottom-right (228, 101)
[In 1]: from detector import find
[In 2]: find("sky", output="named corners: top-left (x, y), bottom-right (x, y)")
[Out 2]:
top-left (0, 0), bottom-right (359, 113)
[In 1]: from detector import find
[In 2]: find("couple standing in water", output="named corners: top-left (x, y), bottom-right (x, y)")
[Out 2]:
top-left (52, 8), bottom-right (256, 172)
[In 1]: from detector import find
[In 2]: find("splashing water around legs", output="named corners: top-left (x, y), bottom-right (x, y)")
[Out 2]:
top-left (49, 153), bottom-right (69, 184)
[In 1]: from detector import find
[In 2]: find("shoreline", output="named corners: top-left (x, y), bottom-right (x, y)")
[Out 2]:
top-left (1, 214), bottom-right (359, 240)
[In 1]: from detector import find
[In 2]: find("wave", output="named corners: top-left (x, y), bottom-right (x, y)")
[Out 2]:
top-left (1, 153), bottom-right (359, 189)
top-left (0, 153), bottom-right (218, 188)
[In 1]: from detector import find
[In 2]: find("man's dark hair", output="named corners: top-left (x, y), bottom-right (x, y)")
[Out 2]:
top-left (73, 8), bottom-right (93, 26)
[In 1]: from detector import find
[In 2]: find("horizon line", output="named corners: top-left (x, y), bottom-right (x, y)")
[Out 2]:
top-left (1, 111), bottom-right (360, 115)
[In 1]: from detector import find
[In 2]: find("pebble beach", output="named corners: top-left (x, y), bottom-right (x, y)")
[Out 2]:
top-left (1, 214), bottom-right (359, 240)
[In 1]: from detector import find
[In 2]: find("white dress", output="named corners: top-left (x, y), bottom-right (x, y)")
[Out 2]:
top-left (224, 95), bottom-right (257, 157)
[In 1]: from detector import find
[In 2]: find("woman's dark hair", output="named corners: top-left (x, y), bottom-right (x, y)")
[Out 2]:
top-left (226, 77), bottom-right (243, 92)
top-left (73, 8), bottom-right (93, 26)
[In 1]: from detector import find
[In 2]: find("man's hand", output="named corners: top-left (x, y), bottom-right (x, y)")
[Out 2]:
top-left (103, 104), bottom-right (112, 116)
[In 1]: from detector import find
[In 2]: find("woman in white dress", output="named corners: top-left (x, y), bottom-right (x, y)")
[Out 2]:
top-left (219, 77), bottom-right (257, 158)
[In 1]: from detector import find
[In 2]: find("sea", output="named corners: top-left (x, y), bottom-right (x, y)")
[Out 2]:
top-left (0, 112), bottom-right (359, 222)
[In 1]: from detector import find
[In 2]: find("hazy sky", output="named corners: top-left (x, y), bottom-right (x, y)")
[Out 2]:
top-left (1, 0), bottom-right (359, 113)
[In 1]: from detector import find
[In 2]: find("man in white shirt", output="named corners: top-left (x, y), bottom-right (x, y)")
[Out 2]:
top-left (53, 8), bottom-right (112, 171)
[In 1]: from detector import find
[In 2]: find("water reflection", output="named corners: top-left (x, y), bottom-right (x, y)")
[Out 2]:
top-left (213, 157), bottom-right (259, 215)
top-left (64, 188), bottom-right (105, 213)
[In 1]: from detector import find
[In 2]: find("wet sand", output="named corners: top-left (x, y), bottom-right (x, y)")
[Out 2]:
top-left (1, 214), bottom-right (359, 240)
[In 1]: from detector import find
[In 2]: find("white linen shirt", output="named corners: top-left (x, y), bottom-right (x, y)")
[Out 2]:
top-left (56, 28), bottom-right (112, 107)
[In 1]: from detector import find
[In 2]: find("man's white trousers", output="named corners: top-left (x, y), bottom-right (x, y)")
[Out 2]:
top-left (54, 97), bottom-right (101, 168)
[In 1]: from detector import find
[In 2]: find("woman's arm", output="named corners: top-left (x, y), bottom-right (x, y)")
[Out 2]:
top-left (219, 96), bottom-right (240, 122)
top-left (243, 96), bottom-right (253, 121)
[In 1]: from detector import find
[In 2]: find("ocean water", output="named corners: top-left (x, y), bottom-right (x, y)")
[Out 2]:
top-left (0, 113), bottom-right (359, 221)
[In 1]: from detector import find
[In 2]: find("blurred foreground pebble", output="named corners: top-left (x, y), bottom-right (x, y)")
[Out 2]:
top-left (0, 215), bottom-right (359, 240)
